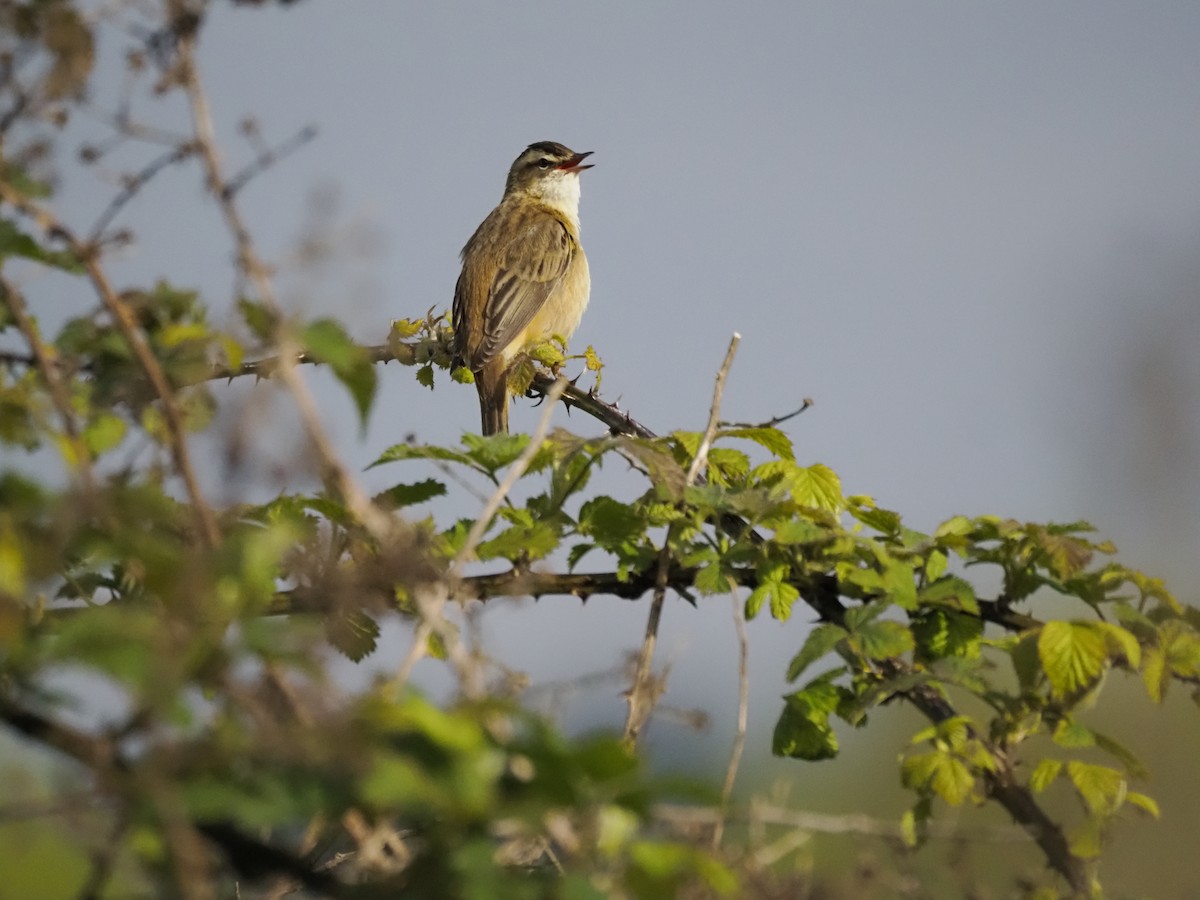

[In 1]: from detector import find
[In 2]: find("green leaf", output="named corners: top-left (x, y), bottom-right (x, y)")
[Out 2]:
top-left (1126, 791), bottom-right (1160, 819)
top-left (325, 610), bottom-right (381, 662)
top-left (1094, 621), bottom-right (1141, 669)
top-left (772, 679), bottom-right (842, 761)
top-left (415, 364), bottom-right (434, 389)
top-left (238, 298), bottom-right (279, 341)
top-left (0, 218), bottom-right (83, 273)
top-left (460, 432), bottom-right (531, 473)
top-left (847, 498), bottom-right (901, 536)
top-left (578, 496), bottom-right (645, 550)
top-left (901, 750), bottom-right (975, 806)
top-left (1030, 758), bottom-right (1063, 793)
top-left (1066, 761), bottom-right (1126, 817)
top-left (1052, 718), bottom-right (1094, 749)
top-left (770, 580), bottom-right (800, 622)
top-left (1068, 818), bottom-right (1105, 859)
top-left (772, 518), bottom-right (830, 544)
top-left (1091, 731), bottom-right (1148, 779)
top-left (373, 478), bottom-right (447, 509)
top-left (911, 609), bottom-right (982, 661)
top-left (1038, 621), bottom-right (1107, 698)
top-left (854, 620), bottom-right (915, 661)
top-left (301, 318), bottom-right (377, 428)
top-left (924, 549), bottom-right (948, 582)
top-left (718, 427), bottom-right (794, 460)
top-left (881, 555), bottom-right (918, 610)
top-left (917, 576), bottom-right (979, 614)
top-left (81, 412), bottom-right (127, 455)
top-left (476, 522), bottom-right (559, 562)
top-left (789, 463), bottom-right (843, 512)
top-left (786, 624), bottom-right (847, 682)
top-left (370, 442), bottom-right (478, 471)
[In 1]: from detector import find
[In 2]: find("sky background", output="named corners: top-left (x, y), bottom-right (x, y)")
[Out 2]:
top-left (39, 1), bottom-right (1200, 893)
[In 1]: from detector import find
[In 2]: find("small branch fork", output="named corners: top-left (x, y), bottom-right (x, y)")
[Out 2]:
top-left (623, 333), bottom-right (741, 746)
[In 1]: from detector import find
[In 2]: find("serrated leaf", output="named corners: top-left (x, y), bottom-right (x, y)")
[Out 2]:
top-left (1067, 761), bottom-right (1126, 817)
top-left (578, 496), bottom-right (644, 550)
top-left (719, 427), bottom-right (794, 461)
top-left (415, 364), bottom-right (434, 389)
top-left (881, 556), bottom-right (918, 610)
top-left (1038, 621), bottom-right (1107, 698)
top-left (693, 562), bottom-right (728, 595)
top-left (931, 518), bottom-right (969, 540)
top-left (917, 576), bottom-right (979, 614)
top-left (902, 750), bottom-right (975, 806)
top-left (848, 499), bottom-right (901, 536)
top-left (460, 432), bottom-right (531, 473)
top-left (789, 463), bottom-right (843, 512)
top-left (301, 318), bottom-right (376, 428)
top-left (477, 522), bottom-right (560, 562)
top-left (1141, 642), bottom-right (1167, 703)
top-left (1052, 718), bottom-right (1094, 748)
top-left (772, 680), bottom-right (843, 761)
top-left (1030, 758), bottom-right (1063, 793)
top-left (924, 549), bottom-right (948, 582)
top-left (528, 341), bottom-right (565, 367)
top-left (369, 443), bottom-right (478, 471)
top-left (391, 317), bottom-right (422, 338)
top-left (373, 479), bottom-right (446, 509)
top-left (854, 620), bottom-right (915, 661)
top-left (772, 518), bottom-right (830, 544)
top-left (786, 624), bottom-right (847, 682)
top-left (325, 610), bottom-right (380, 662)
top-left (770, 579), bottom-right (800, 622)
top-left (911, 609), bottom-right (982, 661)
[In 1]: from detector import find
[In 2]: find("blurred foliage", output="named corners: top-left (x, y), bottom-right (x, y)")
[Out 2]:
top-left (1, 2), bottom-right (1199, 899)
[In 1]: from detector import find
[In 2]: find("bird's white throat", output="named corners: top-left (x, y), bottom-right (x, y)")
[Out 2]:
top-left (531, 172), bottom-right (582, 228)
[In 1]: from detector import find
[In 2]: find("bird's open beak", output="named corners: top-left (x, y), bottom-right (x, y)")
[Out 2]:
top-left (557, 151), bottom-right (594, 174)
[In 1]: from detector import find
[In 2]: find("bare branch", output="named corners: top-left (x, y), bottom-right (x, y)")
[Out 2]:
top-left (224, 124), bottom-right (317, 200)
top-left (624, 334), bottom-right (741, 745)
top-left (720, 398), bottom-right (813, 430)
top-left (87, 141), bottom-right (196, 242)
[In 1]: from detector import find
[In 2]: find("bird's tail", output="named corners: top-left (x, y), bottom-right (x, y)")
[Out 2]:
top-left (477, 362), bottom-right (509, 435)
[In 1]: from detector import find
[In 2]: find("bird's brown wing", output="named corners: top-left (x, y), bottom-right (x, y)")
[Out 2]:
top-left (473, 210), bottom-right (575, 369)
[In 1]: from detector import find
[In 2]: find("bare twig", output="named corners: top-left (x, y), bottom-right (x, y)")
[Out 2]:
top-left (623, 333), bottom-right (741, 745)
top-left (720, 398), bottom-right (813, 430)
top-left (655, 802), bottom-right (1028, 843)
top-left (87, 142), bottom-right (195, 242)
top-left (224, 124), bottom-right (317, 199)
top-left (712, 577), bottom-right (750, 849)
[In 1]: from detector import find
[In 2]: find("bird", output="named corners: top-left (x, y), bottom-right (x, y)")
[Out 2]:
top-left (452, 141), bottom-right (593, 435)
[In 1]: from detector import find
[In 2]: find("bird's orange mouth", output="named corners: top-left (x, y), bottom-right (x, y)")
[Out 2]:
top-left (557, 151), bottom-right (594, 173)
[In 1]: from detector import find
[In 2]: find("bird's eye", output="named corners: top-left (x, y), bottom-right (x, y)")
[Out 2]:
top-left (536, 158), bottom-right (552, 169)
